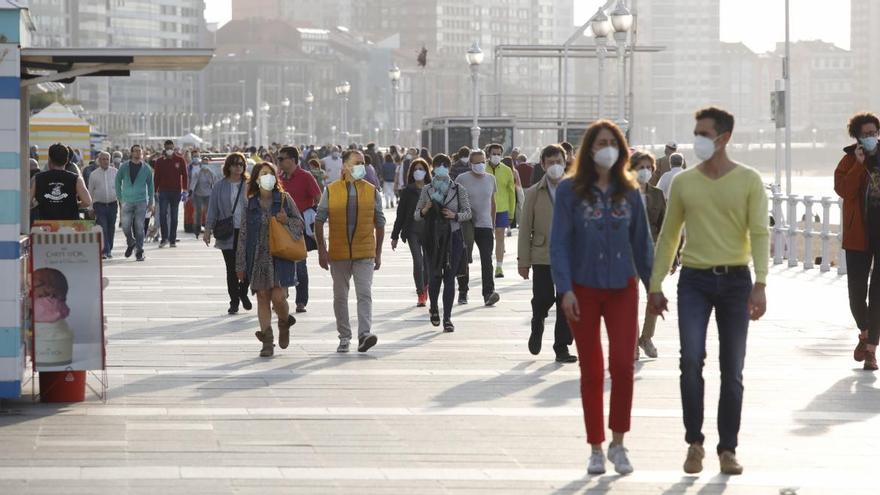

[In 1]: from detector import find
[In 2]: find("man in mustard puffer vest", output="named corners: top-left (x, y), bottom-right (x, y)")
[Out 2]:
top-left (315, 149), bottom-right (386, 354)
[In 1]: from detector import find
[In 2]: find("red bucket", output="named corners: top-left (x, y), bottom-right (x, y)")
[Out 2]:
top-left (39, 370), bottom-right (86, 403)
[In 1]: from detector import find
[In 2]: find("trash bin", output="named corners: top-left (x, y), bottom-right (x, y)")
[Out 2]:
top-left (39, 370), bottom-right (86, 403)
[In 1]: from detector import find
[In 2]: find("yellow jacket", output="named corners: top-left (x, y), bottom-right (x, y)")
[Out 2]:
top-left (327, 180), bottom-right (377, 261)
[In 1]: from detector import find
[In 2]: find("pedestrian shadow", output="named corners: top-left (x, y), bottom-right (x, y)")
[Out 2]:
top-left (431, 361), bottom-right (561, 407)
top-left (791, 371), bottom-right (878, 436)
top-left (550, 474), bottom-right (619, 494)
top-left (659, 474), bottom-right (730, 494)
top-left (534, 361), bottom-right (646, 408)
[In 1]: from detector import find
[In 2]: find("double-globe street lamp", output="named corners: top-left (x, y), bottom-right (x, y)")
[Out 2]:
top-left (590, 7), bottom-right (612, 120)
top-left (466, 42), bottom-right (484, 150)
top-left (388, 65), bottom-right (401, 144)
top-left (610, 0), bottom-right (633, 134)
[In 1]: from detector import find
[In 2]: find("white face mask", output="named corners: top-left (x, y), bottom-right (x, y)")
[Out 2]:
top-left (258, 174), bottom-right (277, 191)
top-left (861, 136), bottom-right (879, 153)
top-left (350, 164), bottom-right (366, 180)
top-left (165, 149), bottom-right (173, 157)
top-left (192, 157), bottom-right (201, 164)
top-left (459, 157), bottom-right (468, 164)
top-left (112, 158), bottom-right (121, 165)
top-left (413, 170), bottom-right (427, 181)
top-left (593, 146), bottom-right (619, 170)
top-left (489, 155), bottom-right (502, 166)
top-left (546, 163), bottom-right (565, 180)
top-left (694, 135), bottom-right (719, 161)
top-left (636, 168), bottom-right (652, 185)
top-left (472, 162), bottom-right (487, 175)
top-left (404, 154), bottom-right (413, 161)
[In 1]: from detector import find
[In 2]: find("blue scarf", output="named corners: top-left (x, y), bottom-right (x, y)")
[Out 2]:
top-left (430, 177), bottom-right (451, 204)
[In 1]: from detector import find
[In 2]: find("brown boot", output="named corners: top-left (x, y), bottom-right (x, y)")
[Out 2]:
top-left (258, 327), bottom-right (274, 357)
top-left (278, 314), bottom-right (296, 350)
top-left (855, 334), bottom-right (868, 362)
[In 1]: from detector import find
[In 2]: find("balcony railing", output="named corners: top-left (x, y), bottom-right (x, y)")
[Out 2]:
top-left (771, 191), bottom-right (846, 275)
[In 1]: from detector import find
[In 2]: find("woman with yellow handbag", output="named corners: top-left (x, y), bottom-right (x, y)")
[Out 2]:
top-left (236, 162), bottom-right (305, 357)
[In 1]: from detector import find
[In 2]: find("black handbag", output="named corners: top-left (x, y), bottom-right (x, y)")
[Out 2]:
top-left (214, 180), bottom-right (244, 241)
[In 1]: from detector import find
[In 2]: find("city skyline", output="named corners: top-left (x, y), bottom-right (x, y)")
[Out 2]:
top-left (205, 0), bottom-right (851, 53)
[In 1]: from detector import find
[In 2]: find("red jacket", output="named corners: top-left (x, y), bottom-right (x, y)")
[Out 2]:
top-left (834, 144), bottom-right (869, 251)
top-left (153, 154), bottom-right (188, 193)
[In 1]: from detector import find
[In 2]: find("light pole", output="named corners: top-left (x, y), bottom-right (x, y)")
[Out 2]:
top-left (222, 116), bottom-right (231, 147)
top-left (389, 65), bottom-right (401, 145)
top-left (590, 7), bottom-right (612, 120)
top-left (336, 81), bottom-right (351, 143)
top-left (245, 108), bottom-right (254, 146)
top-left (281, 97), bottom-right (291, 143)
top-left (330, 125), bottom-right (337, 144)
top-left (233, 113), bottom-right (241, 146)
top-left (611, 0), bottom-right (633, 135)
top-left (759, 128), bottom-right (764, 149)
top-left (304, 91), bottom-right (314, 144)
top-left (466, 42), bottom-right (484, 150)
top-left (812, 128), bottom-right (817, 149)
top-left (260, 102), bottom-right (270, 146)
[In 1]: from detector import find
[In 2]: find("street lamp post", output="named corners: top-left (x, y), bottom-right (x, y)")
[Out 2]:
top-left (611, 0), bottom-right (633, 135)
top-left (245, 108), bottom-right (254, 146)
top-left (304, 91), bottom-right (314, 144)
top-left (222, 116), bottom-right (231, 147)
top-left (260, 102), bottom-right (270, 146)
top-left (590, 7), bottom-right (612, 120)
top-left (340, 82), bottom-right (351, 143)
top-left (281, 97), bottom-right (291, 143)
top-left (466, 42), bottom-right (484, 150)
top-left (389, 65), bottom-right (401, 145)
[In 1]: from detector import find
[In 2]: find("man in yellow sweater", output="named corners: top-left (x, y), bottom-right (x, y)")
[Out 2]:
top-left (486, 143), bottom-right (516, 278)
top-left (648, 107), bottom-right (768, 477)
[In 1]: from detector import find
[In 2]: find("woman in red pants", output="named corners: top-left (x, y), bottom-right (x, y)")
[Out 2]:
top-left (550, 120), bottom-right (654, 475)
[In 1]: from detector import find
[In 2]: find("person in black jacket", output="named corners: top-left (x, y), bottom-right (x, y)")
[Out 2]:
top-left (391, 158), bottom-right (432, 307)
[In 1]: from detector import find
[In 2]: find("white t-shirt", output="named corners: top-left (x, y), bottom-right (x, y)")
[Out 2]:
top-left (657, 167), bottom-right (683, 199)
top-left (322, 156), bottom-right (343, 183)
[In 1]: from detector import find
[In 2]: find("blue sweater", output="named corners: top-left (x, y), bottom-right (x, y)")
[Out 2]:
top-left (550, 179), bottom-right (653, 293)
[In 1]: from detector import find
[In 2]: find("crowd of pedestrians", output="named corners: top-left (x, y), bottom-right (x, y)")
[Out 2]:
top-left (58, 104), bottom-right (880, 478)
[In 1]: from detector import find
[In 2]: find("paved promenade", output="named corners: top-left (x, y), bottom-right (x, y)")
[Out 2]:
top-left (0, 209), bottom-right (875, 494)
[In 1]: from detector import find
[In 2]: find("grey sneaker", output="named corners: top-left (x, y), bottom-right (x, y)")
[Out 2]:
top-left (587, 450), bottom-right (606, 475)
top-left (607, 444), bottom-right (633, 475)
top-left (358, 333), bottom-right (378, 353)
top-left (639, 337), bottom-right (658, 358)
top-left (336, 340), bottom-right (350, 353)
top-left (484, 292), bottom-right (500, 306)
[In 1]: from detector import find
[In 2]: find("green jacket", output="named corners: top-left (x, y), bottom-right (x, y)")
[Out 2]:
top-left (487, 163), bottom-right (516, 219)
top-left (115, 160), bottom-right (155, 205)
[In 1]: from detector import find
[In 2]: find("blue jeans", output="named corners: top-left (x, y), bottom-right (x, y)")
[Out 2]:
top-left (93, 202), bottom-right (118, 256)
top-left (676, 267), bottom-right (752, 454)
top-left (120, 201), bottom-right (147, 253)
top-left (158, 191), bottom-right (181, 243)
top-left (295, 260), bottom-right (309, 307)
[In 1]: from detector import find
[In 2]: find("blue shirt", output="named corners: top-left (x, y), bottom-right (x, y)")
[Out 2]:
top-left (550, 179), bottom-right (654, 293)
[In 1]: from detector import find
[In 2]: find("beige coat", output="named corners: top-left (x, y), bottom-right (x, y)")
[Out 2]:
top-left (518, 175), bottom-right (556, 267)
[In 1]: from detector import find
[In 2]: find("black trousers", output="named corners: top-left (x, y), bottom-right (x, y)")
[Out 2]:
top-left (846, 248), bottom-right (880, 345)
top-left (531, 265), bottom-right (573, 354)
top-left (429, 231), bottom-right (464, 320)
top-left (458, 227), bottom-right (495, 299)
top-left (221, 229), bottom-right (250, 307)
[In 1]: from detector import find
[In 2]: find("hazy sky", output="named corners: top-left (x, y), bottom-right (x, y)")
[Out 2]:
top-left (205, 0), bottom-right (851, 53)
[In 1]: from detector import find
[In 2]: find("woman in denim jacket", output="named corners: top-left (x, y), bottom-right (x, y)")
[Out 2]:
top-left (236, 162), bottom-right (305, 357)
top-left (551, 120), bottom-right (654, 476)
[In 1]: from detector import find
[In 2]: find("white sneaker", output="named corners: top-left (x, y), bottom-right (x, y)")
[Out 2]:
top-left (607, 444), bottom-right (633, 475)
top-left (337, 340), bottom-right (350, 353)
top-left (587, 450), bottom-right (606, 475)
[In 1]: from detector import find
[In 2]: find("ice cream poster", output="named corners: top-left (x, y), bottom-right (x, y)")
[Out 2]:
top-left (30, 231), bottom-right (105, 371)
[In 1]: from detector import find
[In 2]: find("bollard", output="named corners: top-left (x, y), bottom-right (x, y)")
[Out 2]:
top-left (788, 195), bottom-right (800, 268)
top-left (772, 192), bottom-right (785, 265)
top-left (803, 196), bottom-right (815, 269)
top-left (820, 196), bottom-right (832, 272)
top-left (837, 197), bottom-right (847, 276)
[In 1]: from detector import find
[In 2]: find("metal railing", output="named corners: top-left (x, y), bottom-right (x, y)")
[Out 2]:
top-left (771, 191), bottom-right (846, 275)
top-left (479, 93), bottom-right (629, 120)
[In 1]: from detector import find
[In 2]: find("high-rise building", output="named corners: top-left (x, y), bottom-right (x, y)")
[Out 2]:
top-left (25, 0), bottom-right (207, 118)
top-left (232, 0), bottom-right (354, 29)
top-left (631, 0), bottom-right (722, 143)
top-left (851, 0), bottom-right (880, 111)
